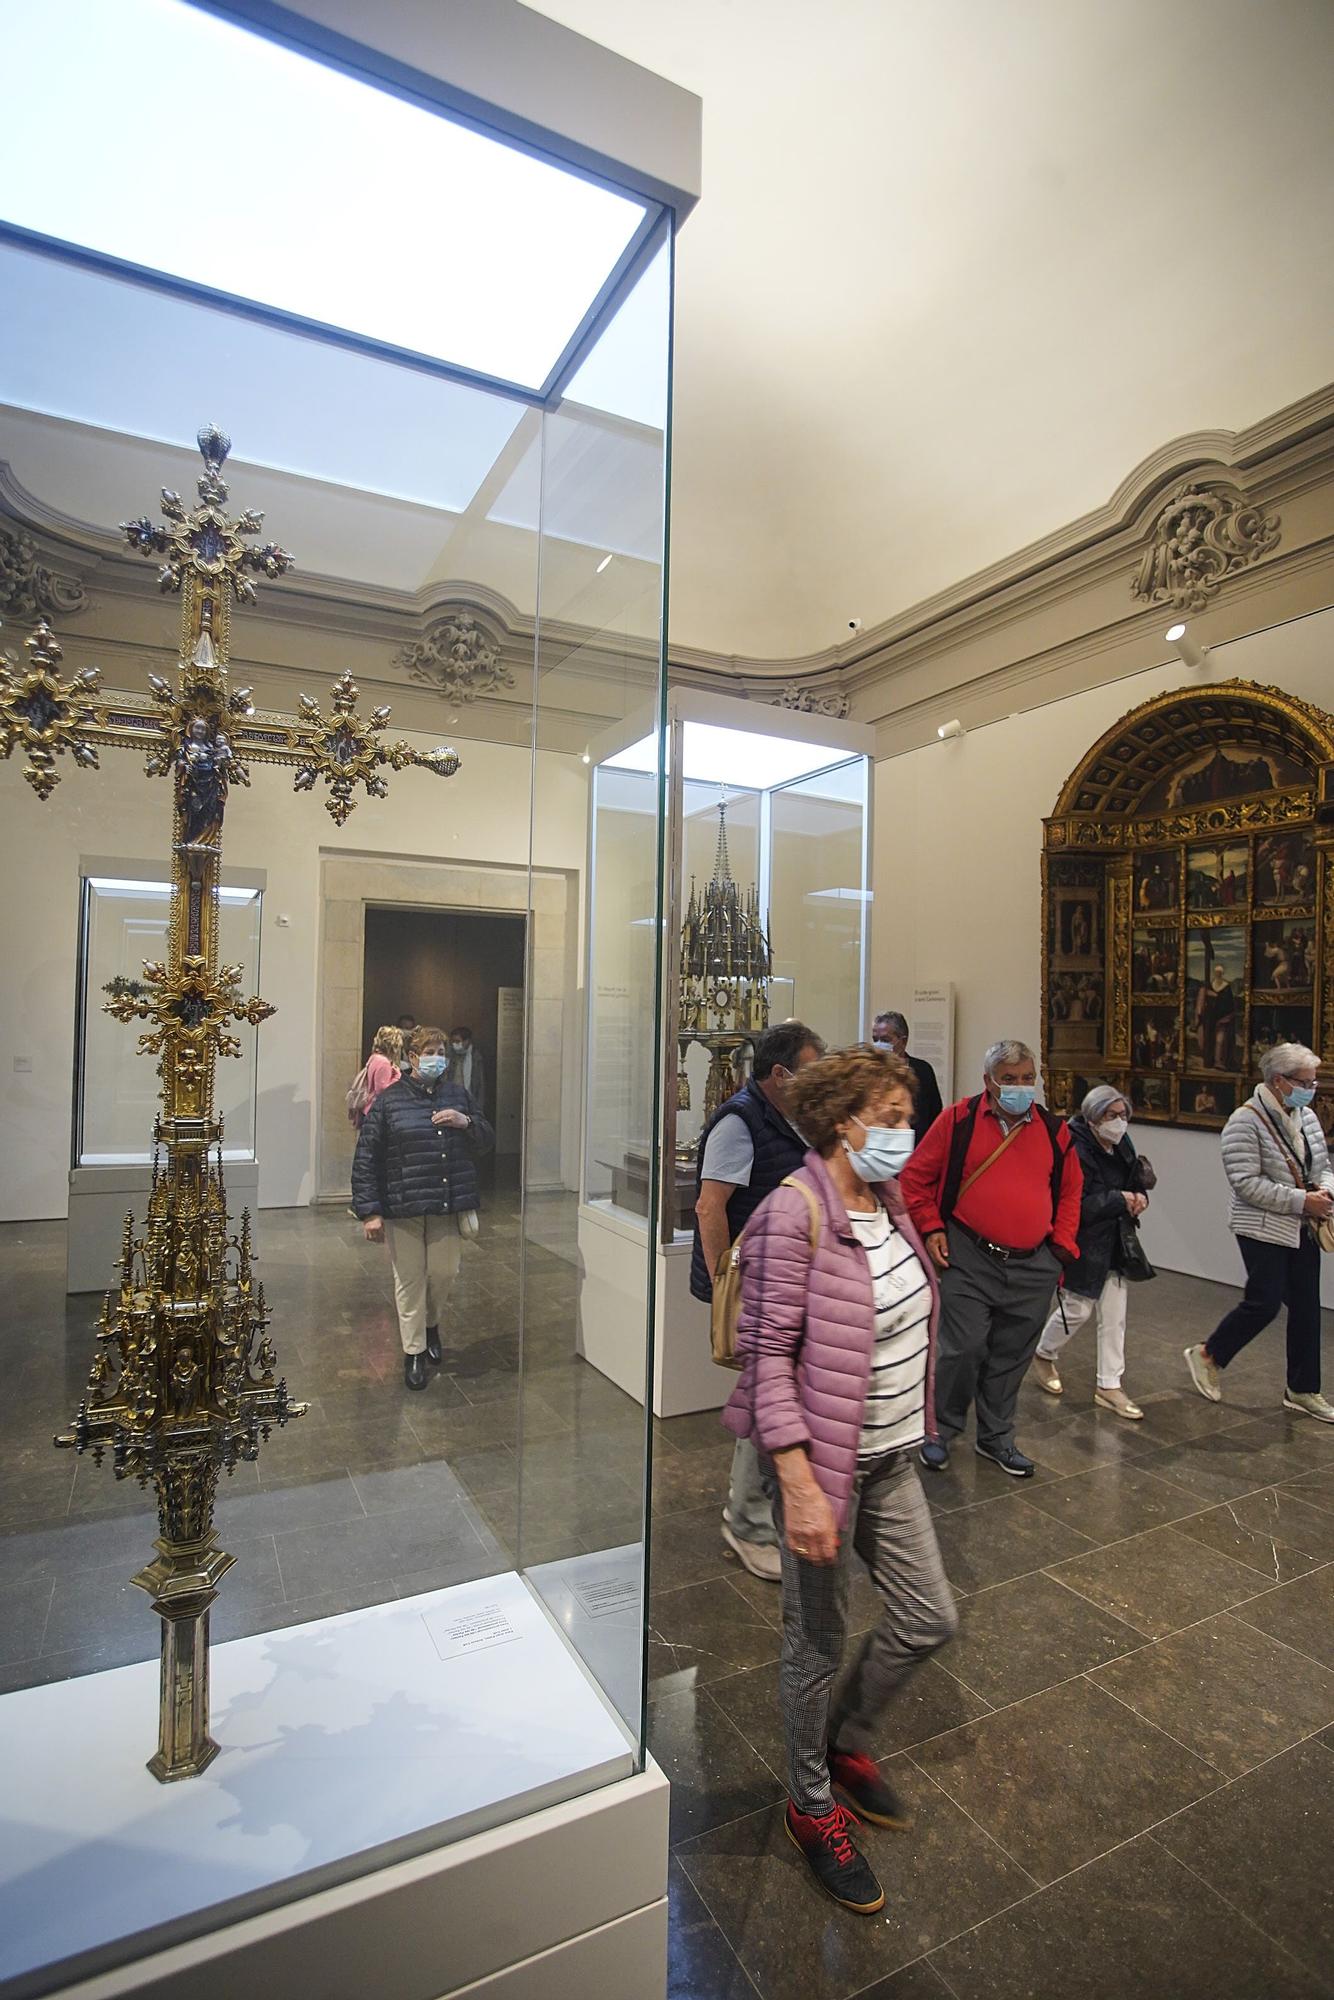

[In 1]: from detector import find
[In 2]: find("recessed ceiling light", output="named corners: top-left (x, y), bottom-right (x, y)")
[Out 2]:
top-left (596, 554), bottom-right (614, 574)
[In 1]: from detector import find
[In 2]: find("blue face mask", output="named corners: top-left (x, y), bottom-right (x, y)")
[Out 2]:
top-left (417, 1053), bottom-right (448, 1079)
top-left (995, 1083), bottom-right (1037, 1116)
top-left (1286, 1082), bottom-right (1316, 1108)
top-left (843, 1120), bottom-right (915, 1182)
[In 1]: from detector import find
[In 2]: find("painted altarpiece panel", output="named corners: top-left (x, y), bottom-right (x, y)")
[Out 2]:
top-left (1043, 680), bottom-right (1334, 1133)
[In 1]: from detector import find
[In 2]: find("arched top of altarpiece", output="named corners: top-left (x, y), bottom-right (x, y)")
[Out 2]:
top-left (1050, 679), bottom-right (1334, 824)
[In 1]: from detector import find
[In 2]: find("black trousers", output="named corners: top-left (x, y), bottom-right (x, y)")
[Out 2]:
top-left (1206, 1232), bottom-right (1322, 1395)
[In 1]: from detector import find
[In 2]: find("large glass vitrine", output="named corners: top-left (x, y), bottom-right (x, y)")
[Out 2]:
top-left (580, 688), bottom-right (874, 1415)
top-left (0, 1), bottom-right (682, 1991)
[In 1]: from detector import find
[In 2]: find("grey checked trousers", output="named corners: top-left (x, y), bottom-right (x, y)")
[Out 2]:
top-left (762, 1449), bottom-right (958, 1815)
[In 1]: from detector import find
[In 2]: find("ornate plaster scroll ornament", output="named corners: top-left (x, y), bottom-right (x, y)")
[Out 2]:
top-left (398, 610), bottom-right (515, 704)
top-left (1131, 480), bottom-right (1281, 615)
top-left (771, 682), bottom-right (850, 720)
top-left (0, 522), bottom-right (87, 620)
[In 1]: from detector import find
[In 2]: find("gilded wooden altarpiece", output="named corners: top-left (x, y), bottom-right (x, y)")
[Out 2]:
top-left (1042, 680), bottom-right (1334, 1134)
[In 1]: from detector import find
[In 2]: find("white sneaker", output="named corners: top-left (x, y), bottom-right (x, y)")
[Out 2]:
top-left (1282, 1388), bottom-right (1334, 1424)
top-left (722, 1521), bottom-right (782, 1580)
top-left (1184, 1344), bottom-right (1222, 1403)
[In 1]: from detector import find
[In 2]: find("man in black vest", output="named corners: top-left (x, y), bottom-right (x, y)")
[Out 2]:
top-left (872, 1009), bottom-right (943, 1140)
top-left (691, 1019), bottom-right (825, 1578)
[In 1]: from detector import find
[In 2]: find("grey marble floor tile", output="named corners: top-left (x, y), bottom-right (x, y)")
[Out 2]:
top-left (648, 1686), bottom-right (785, 1845)
top-left (0, 1575), bottom-right (53, 1665)
top-left (1153, 1738), bottom-right (1334, 1985)
top-left (911, 1676), bottom-right (1218, 1886)
top-left (676, 1757), bottom-right (1035, 2000)
top-left (651, 1576), bottom-right (782, 1690)
top-left (1171, 1501), bottom-right (1321, 1584)
top-left (930, 1493), bottom-right (1097, 1595)
top-left (1217, 1485), bottom-right (1334, 1561)
top-left (1090, 1608), bottom-right (1334, 1777)
top-left (945, 1569), bottom-right (1148, 1706)
top-left (1020, 1459), bottom-right (1204, 1545)
top-left (1047, 1524), bottom-right (1267, 1639)
top-left (930, 1833), bottom-right (1326, 2000)
top-left (668, 1857), bottom-right (761, 2000)
top-left (1229, 1563), bottom-right (1334, 1668)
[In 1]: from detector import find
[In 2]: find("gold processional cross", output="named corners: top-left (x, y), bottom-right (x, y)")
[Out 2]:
top-left (0, 425), bottom-right (460, 1780)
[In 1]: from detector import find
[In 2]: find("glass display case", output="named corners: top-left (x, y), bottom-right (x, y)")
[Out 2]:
top-left (580, 687), bottom-right (874, 1415)
top-left (0, 3), bottom-right (691, 1993)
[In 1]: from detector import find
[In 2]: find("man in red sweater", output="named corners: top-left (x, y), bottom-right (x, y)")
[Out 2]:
top-left (899, 1038), bottom-right (1083, 1477)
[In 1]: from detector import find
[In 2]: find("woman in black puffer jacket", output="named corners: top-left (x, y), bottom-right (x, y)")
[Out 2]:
top-left (1032, 1083), bottom-right (1155, 1421)
top-left (351, 1024), bottom-right (494, 1389)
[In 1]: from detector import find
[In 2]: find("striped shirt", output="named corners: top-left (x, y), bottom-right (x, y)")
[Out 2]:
top-left (848, 1207), bottom-right (930, 1460)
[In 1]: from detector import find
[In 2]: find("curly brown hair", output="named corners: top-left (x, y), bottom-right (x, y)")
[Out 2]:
top-left (408, 1024), bottom-right (448, 1056)
top-left (785, 1045), bottom-right (914, 1153)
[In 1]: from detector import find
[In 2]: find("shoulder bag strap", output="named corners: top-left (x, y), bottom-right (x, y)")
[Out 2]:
top-left (779, 1175), bottom-right (822, 1254)
top-left (1243, 1103), bottom-right (1307, 1187)
top-left (956, 1119), bottom-right (1027, 1203)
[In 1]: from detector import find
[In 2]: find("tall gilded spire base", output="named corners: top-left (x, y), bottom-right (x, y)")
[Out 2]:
top-left (134, 1501), bottom-right (235, 1782)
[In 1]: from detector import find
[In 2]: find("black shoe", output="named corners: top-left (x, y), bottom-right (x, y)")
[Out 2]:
top-left (829, 1746), bottom-right (912, 1830)
top-left (404, 1352), bottom-right (428, 1390)
top-left (425, 1325), bottom-right (442, 1365)
top-left (784, 1801), bottom-right (885, 1913)
top-left (919, 1439), bottom-right (950, 1471)
top-left (975, 1439), bottom-right (1035, 1478)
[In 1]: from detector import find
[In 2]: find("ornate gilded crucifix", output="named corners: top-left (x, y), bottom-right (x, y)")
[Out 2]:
top-left (0, 425), bottom-right (460, 1781)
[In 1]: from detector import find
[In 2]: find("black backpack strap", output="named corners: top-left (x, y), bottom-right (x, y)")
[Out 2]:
top-left (1037, 1106), bottom-right (1067, 1221)
top-left (939, 1095), bottom-right (983, 1224)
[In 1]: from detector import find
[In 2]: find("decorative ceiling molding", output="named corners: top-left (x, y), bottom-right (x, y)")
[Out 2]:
top-left (396, 609), bottom-right (515, 704)
top-left (0, 519), bottom-right (88, 622)
top-left (1129, 479), bottom-right (1281, 614)
top-left (770, 682), bottom-right (850, 720)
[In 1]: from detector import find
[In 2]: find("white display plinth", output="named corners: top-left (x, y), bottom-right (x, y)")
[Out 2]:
top-left (67, 1160), bottom-right (260, 1295)
top-left (0, 1571), bottom-right (648, 1994)
top-left (578, 1203), bottom-right (726, 1417)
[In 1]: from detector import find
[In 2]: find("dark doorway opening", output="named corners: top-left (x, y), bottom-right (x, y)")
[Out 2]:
top-left (362, 906), bottom-right (526, 1183)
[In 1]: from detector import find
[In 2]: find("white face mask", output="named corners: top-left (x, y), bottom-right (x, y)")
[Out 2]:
top-left (1099, 1115), bottom-right (1128, 1144)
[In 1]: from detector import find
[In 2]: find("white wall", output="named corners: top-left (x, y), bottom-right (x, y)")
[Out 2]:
top-left (872, 608), bottom-right (1334, 1304)
top-left (0, 730), bottom-right (588, 1220)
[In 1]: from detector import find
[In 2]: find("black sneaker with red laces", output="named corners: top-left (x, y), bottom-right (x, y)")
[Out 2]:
top-left (784, 1801), bottom-right (885, 1913)
top-left (828, 1745), bottom-right (912, 1830)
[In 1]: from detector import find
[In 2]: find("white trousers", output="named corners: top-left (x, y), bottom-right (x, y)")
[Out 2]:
top-left (1037, 1273), bottom-right (1128, 1390)
top-left (385, 1214), bottom-right (462, 1355)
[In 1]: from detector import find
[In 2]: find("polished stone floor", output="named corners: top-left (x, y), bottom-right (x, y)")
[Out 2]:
top-left (1, 1206), bottom-right (1332, 1998)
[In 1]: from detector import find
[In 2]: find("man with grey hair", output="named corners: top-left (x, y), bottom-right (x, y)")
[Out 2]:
top-left (1185, 1042), bottom-right (1334, 1421)
top-left (900, 1039), bottom-right (1083, 1475)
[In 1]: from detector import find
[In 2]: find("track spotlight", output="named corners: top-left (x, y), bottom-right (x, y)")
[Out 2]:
top-left (937, 719), bottom-right (965, 741)
top-left (1166, 623), bottom-right (1208, 669)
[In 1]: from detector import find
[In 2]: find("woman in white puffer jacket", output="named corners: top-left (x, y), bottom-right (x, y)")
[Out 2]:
top-left (1184, 1043), bottom-right (1334, 1422)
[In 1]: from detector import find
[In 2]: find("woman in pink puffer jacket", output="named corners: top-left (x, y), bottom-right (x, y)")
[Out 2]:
top-left (723, 1046), bottom-right (958, 1916)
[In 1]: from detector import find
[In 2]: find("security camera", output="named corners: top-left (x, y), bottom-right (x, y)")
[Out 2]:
top-left (847, 617), bottom-right (863, 634)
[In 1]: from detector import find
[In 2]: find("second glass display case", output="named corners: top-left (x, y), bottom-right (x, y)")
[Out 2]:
top-left (581, 687), bottom-right (874, 1415)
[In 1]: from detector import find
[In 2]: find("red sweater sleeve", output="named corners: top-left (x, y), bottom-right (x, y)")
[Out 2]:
top-left (898, 1102), bottom-right (958, 1238)
top-left (1052, 1129), bottom-right (1084, 1260)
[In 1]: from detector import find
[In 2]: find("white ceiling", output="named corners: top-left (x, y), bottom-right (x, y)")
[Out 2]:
top-left (536, 0), bottom-right (1334, 659)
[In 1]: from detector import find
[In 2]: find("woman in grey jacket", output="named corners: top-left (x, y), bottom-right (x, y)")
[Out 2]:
top-left (1185, 1043), bottom-right (1334, 1422)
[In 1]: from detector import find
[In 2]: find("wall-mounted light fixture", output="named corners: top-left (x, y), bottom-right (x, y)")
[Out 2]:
top-left (937, 719), bottom-right (965, 741)
top-left (1166, 622), bottom-right (1209, 670)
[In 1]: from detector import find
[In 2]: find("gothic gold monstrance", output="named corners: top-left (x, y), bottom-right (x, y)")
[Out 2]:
top-left (0, 426), bottom-right (460, 1781)
top-left (678, 797), bottom-right (773, 1130)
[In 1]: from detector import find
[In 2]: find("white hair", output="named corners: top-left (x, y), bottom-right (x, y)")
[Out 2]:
top-left (983, 1039), bottom-right (1035, 1075)
top-left (1082, 1083), bottom-right (1128, 1123)
top-left (1260, 1042), bottom-right (1320, 1084)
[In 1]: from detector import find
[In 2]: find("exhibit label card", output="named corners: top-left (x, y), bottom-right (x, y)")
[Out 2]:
top-left (423, 1600), bottom-right (522, 1663)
